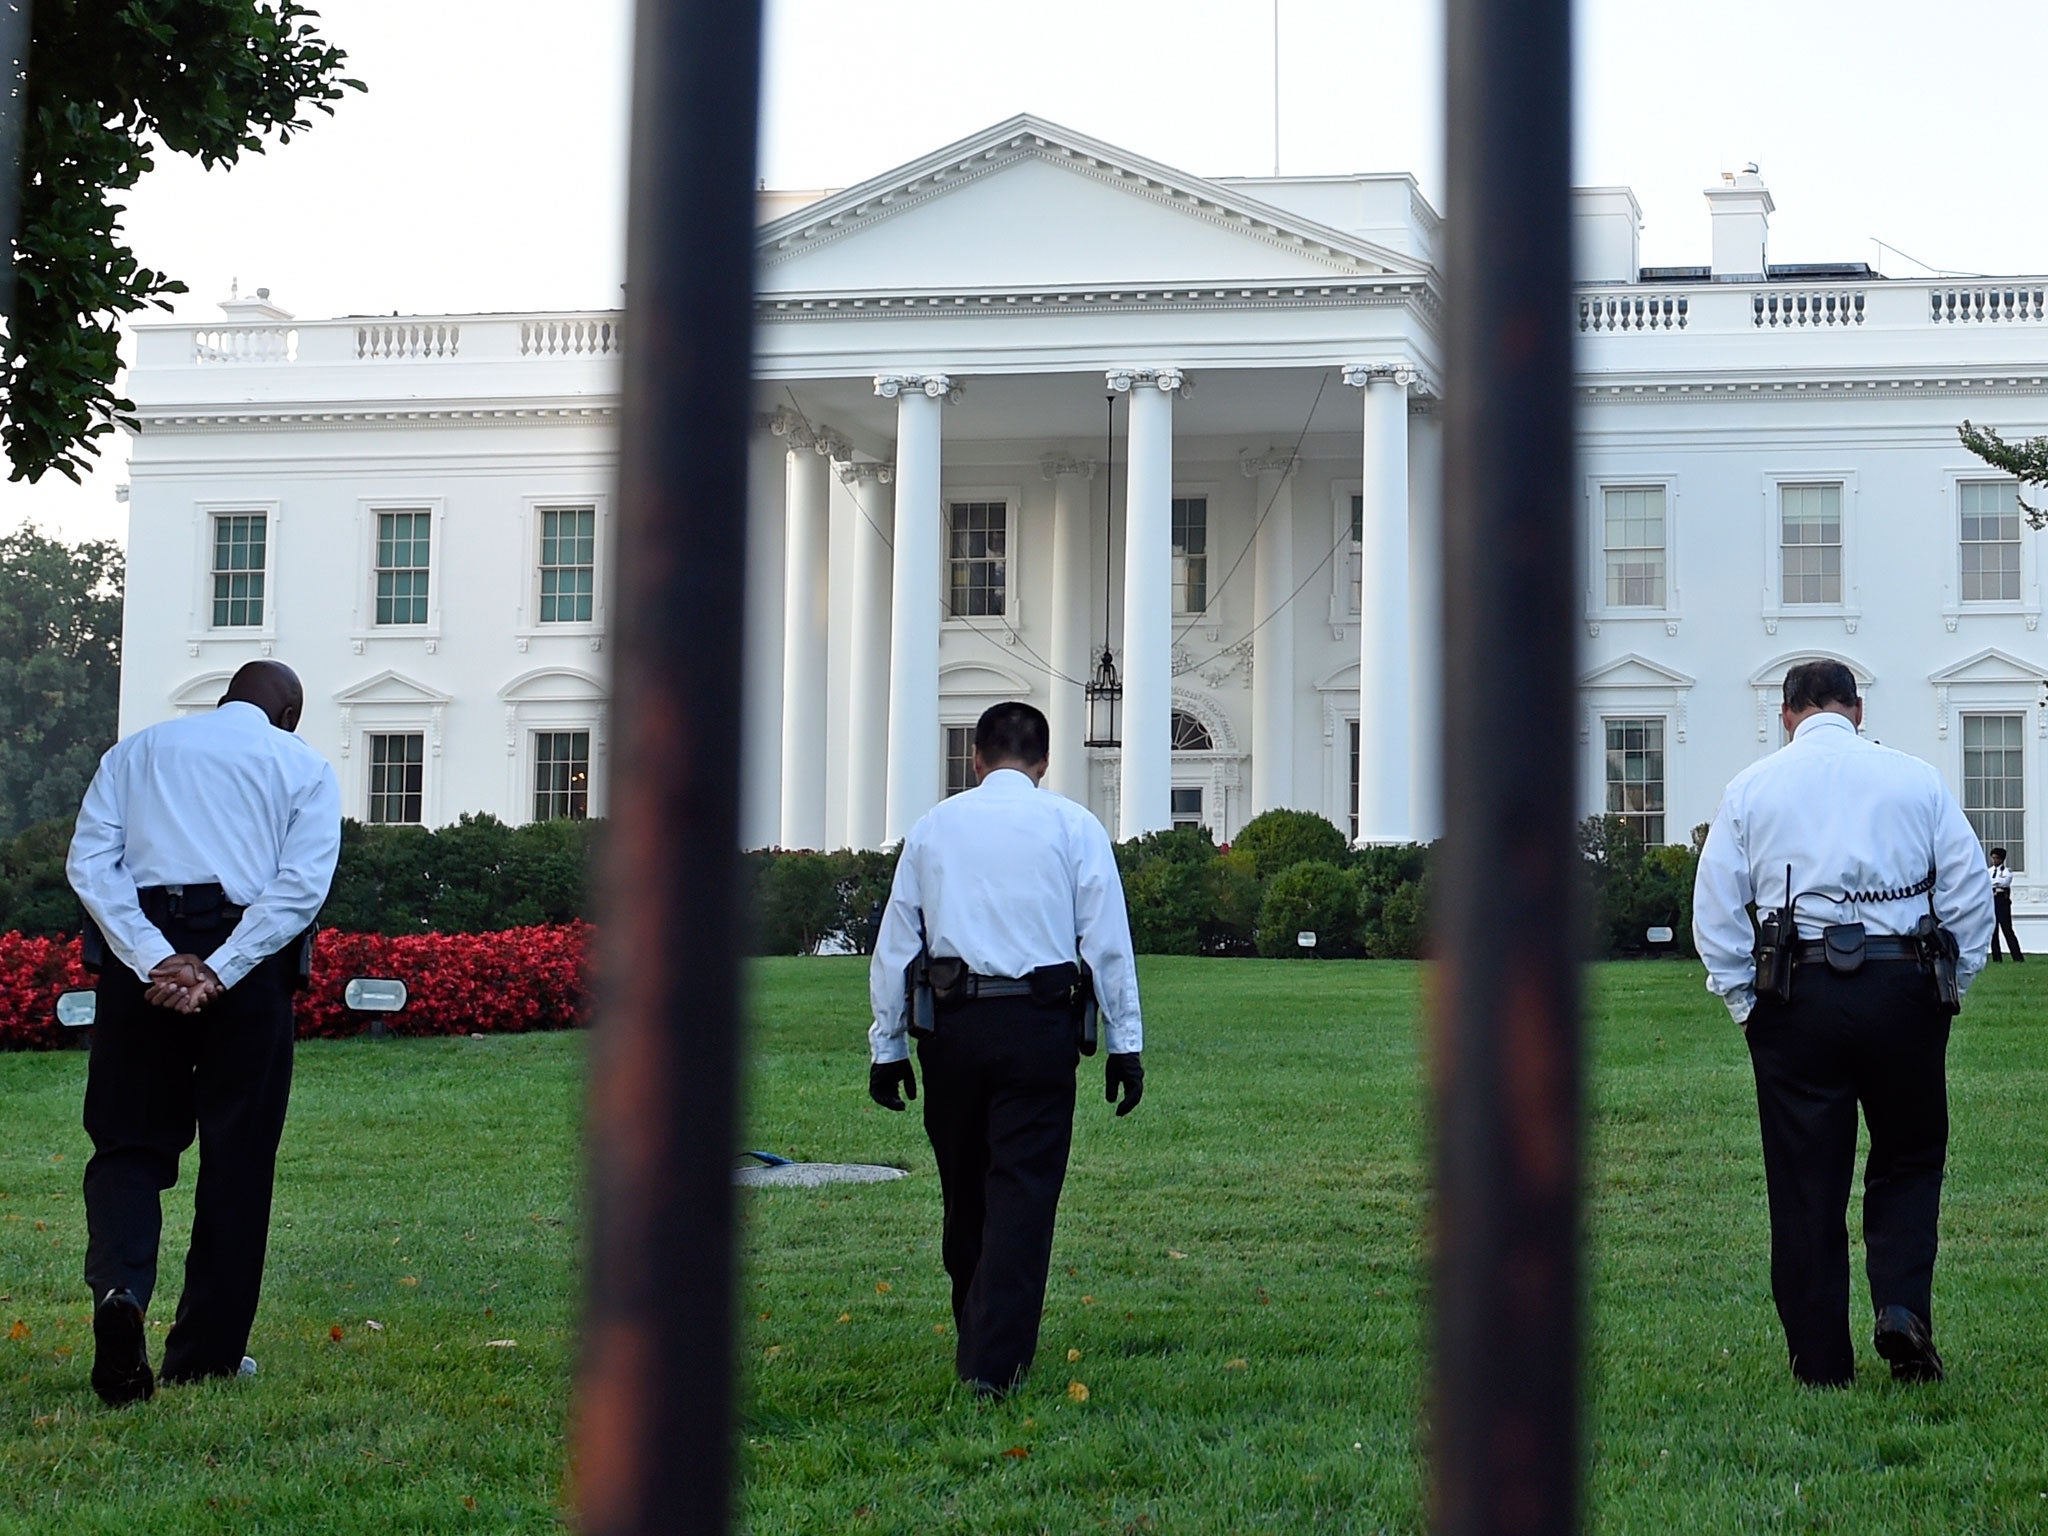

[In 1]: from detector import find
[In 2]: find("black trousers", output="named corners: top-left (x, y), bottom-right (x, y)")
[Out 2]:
top-left (916, 994), bottom-right (1081, 1390)
top-left (1743, 959), bottom-right (1950, 1385)
top-left (82, 922), bottom-right (297, 1381)
top-left (1991, 892), bottom-right (2023, 961)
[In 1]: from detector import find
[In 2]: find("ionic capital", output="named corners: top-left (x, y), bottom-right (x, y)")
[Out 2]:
top-left (1342, 361), bottom-right (1436, 396)
top-left (875, 372), bottom-right (958, 402)
top-left (1040, 453), bottom-right (1097, 481)
top-left (1106, 367), bottom-right (1186, 395)
top-left (838, 460), bottom-right (894, 486)
top-left (759, 405), bottom-right (805, 438)
top-left (1239, 450), bottom-right (1298, 479)
top-left (810, 428), bottom-right (854, 462)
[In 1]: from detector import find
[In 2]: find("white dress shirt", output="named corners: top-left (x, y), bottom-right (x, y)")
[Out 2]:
top-left (869, 767), bottom-right (1144, 1063)
top-left (67, 702), bottom-right (344, 990)
top-left (1990, 862), bottom-right (2014, 896)
top-left (1692, 710), bottom-right (1994, 1024)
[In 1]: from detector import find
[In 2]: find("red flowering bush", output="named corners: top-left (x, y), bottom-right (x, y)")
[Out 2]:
top-left (0, 931), bottom-right (92, 1050)
top-left (0, 923), bottom-right (593, 1049)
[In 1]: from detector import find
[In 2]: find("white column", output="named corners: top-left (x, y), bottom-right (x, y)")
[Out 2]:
top-left (842, 461), bottom-right (895, 850)
top-left (779, 438), bottom-right (832, 850)
top-left (1045, 454), bottom-right (1095, 801)
top-left (1408, 402), bottom-right (1445, 841)
top-left (1345, 362), bottom-right (1414, 845)
top-left (1110, 367), bottom-right (1182, 840)
top-left (1245, 451), bottom-right (1298, 814)
top-left (741, 417), bottom-right (790, 850)
top-left (881, 373), bottom-right (951, 842)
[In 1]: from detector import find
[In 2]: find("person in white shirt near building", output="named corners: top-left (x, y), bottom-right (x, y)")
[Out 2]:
top-left (1693, 659), bottom-right (1992, 1387)
top-left (867, 701), bottom-right (1144, 1399)
top-left (66, 660), bottom-right (342, 1406)
top-left (1987, 847), bottom-right (2023, 962)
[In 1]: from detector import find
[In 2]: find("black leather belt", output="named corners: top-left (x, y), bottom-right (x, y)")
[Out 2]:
top-left (950, 974), bottom-right (1036, 1001)
top-left (1794, 937), bottom-right (1921, 964)
top-left (137, 883), bottom-right (245, 928)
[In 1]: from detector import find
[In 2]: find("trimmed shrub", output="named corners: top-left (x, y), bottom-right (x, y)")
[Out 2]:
top-left (1257, 859), bottom-right (1361, 958)
top-left (1231, 809), bottom-right (1350, 882)
top-left (0, 817), bottom-right (79, 938)
top-left (1353, 842), bottom-right (1431, 959)
top-left (1579, 815), bottom-right (1697, 958)
top-left (0, 930), bottom-right (90, 1049)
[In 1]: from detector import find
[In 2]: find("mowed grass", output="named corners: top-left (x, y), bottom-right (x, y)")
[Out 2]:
top-left (4, 959), bottom-right (2047, 1534)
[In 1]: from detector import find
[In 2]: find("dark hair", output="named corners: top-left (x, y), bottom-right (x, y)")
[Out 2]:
top-left (1992, 847), bottom-right (2008, 860)
top-left (975, 701), bottom-right (1049, 767)
top-left (1782, 659), bottom-right (1858, 714)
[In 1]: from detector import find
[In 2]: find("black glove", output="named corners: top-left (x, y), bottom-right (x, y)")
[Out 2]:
top-left (1104, 1052), bottom-right (1143, 1117)
top-left (869, 1059), bottom-right (917, 1111)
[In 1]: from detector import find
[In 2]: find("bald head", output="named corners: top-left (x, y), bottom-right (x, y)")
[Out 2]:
top-left (222, 660), bottom-right (305, 733)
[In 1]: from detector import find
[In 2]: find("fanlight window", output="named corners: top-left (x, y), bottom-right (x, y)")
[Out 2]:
top-left (1170, 710), bottom-right (1214, 752)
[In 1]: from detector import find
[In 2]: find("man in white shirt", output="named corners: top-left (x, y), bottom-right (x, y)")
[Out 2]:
top-left (66, 660), bottom-right (342, 1405)
top-left (867, 701), bottom-right (1145, 1399)
top-left (1694, 660), bottom-right (1992, 1387)
top-left (1987, 847), bottom-right (2023, 962)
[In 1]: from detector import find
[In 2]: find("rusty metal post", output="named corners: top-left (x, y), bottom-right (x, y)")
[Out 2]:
top-left (574, 0), bottom-right (762, 1532)
top-left (1431, 0), bottom-right (1581, 1528)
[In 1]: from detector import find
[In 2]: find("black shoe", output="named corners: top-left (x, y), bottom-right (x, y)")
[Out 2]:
top-left (1874, 1305), bottom-right (1944, 1383)
top-left (90, 1289), bottom-right (154, 1406)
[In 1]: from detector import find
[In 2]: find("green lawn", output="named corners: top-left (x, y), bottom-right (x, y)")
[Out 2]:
top-left (4, 959), bottom-right (2047, 1534)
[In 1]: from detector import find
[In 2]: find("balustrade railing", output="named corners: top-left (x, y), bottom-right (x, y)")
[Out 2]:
top-left (1578, 292), bottom-right (1687, 332)
top-left (1929, 286), bottom-right (2048, 323)
top-left (521, 317), bottom-right (624, 356)
top-left (356, 321), bottom-right (461, 359)
top-left (191, 326), bottom-right (297, 363)
top-left (1753, 288), bottom-right (1864, 327)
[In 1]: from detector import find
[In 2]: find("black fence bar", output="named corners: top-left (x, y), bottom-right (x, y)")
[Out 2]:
top-left (1432, 0), bottom-right (1581, 1529)
top-left (574, 0), bottom-right (763, 1532)
top-left (0, 1), bottom-right (30, 323)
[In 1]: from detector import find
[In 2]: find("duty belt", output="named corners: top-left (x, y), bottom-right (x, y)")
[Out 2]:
top-left (944, 973), bottom-right (1037, 1001)
top-left (1793, 937), bottom-right (1921, 964)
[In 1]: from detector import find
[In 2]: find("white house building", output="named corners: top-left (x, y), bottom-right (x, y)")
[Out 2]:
top-left (120, 115), bottom-right (2048, 929)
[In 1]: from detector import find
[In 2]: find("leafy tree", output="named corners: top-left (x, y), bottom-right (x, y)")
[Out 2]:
top-left (5, 1), bottom-right (363, 482)
top-left (1256, 859), bottom-right (1361, 959)
top-left (1231, 808), bottom-right (1349, 882)
top-left (0, 815), bottom-right (80, 935)
top-left (0, 525), bottom-right (122, 836)
top-left (1958, 421), bottom-right (2048, 526)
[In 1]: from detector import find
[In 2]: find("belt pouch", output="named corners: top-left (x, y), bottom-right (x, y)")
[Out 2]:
top-left (1027, 962), bottom-right (1079, 1008)
top-left (927, 956), bottom-right (969, 1011)
top-left (1822, 922), bottom-right (1867, 974)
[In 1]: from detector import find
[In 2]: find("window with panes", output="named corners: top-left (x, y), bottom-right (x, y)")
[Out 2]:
top-left (539, 506), bottom-right (597, 623)
top-left (943, 726), bottom-right (975, 797)
top-left (533, 731), bottom-right (592, 822)
top-left (946, 502), bottom-right (1006, 617)
top-left (1170, 786), bottom-right (1204, 830)
top-left (1171, 497), bottom-right (1208, 613)
top-left (1603, 486), bottom-right (1667, 607)
top-left (375, 510), bottom-right (431, 625)
top-left (1603, 717), bottom-right (1666, 844)
top-left (211, 513), bottom-right (267, 628)
top-left (1960, 482), bottom-right (2023, 603)
top-left (1780, 484), bottom-right (1842, 605)
top-left (1962, 713), bottom-right (2025, 871)
top-left (1349, 720), bottom-right (1361, 842)
top-left (366, 733), bottom-right (424, 825)
top-left (1348, 494), bottom-right (1365, 613)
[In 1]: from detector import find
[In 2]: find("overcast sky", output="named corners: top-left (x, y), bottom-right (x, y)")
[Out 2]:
top-left (9, 0), bottom-right (2048, 541)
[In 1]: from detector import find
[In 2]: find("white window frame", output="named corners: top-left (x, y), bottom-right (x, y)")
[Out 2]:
top-left (363, 728), bottom-right (430, 827)
top-left (1959, 711), bottom-right (2028, 873)
top-left (515, 494), bottom-right (612, 645)
top-left (1329, 479), bottom-right (1364, 631)
top-left (1761, 472), bottom-right (1860, 632)
top-left (1598, 714), bottom-right (1670, 847)
top-left (352, 497), bottom-right (445, 644)
top-left (529, 726), bottom-right (598, 824)
top-left (1942, 470), bottom-right (2042, 630)
top-left (1583, 474), bottom-right (1681, 634)
top-left (1170, 484), bottom-right (1219, 619)
top-left (939, 483), bottom-right (1023, 633)
top-left (942, 723), bottom-right (976, 798)
top-left (500, 668), bottom-right (608, 823)
top-left (189, 500), bottom-right (280, 645)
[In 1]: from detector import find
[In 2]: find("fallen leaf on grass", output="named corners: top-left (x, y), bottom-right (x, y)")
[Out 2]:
top-left (463, 1496), bottom-right (477, 1510)
top-left (762, 1344), bottom-right (783, 1359)
top-left (485, 1339), bottom-right (518, 1348)
top-left (399, 1277), bottom-right (419, 1287)
top-left (1067, 1348), bottom-right (1081, 1363)
top-left (1225, 1358), bottom-right (1248, 1371)
top-left (932, 1323), bottom-right (947, 1335)
top-left (366, 1319), bottom-right (384, 1332)
top-left (835, 1313), bottom-right (851, 1325)
top-left (875, 1282), bottom-right (892, 1295)
top-left (1067, 1380), bottom-right (1089, 1402)
top-left (33, 1221), bottom-right (45, 1232)
top-left (1080, 1295), bottom-right (1095, 1306)
top-left (7, 1320), bottom-right (27, 1342)
top-left (1257, 1288), bottom-right (1270, 1306)
top-left (330, 1325), bottom-right (344, 1342)
top-left (1002, 1446), bottom-right (1029, 1460)
top-left (1167, 1249), bottom-right (1187, 1261)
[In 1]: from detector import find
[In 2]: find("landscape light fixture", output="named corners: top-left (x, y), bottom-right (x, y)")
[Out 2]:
top-left (1084, 392), bottom-right (1122, 748)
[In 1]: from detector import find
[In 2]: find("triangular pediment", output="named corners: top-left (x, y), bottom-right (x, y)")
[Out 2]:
top-left (1928, 646), bottom-right (2047, 685)
top-left (334, 669), bottom-right (451, 707)
top-left (1581, 653), bottom-right (1695, 690)
top-left (938, 661), bottom-right (1034, 699)
top-left (757, 115), bottom-right (1424, 297)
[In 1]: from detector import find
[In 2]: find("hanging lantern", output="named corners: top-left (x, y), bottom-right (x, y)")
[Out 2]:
top-left (1085, 645), bottom-right (1122, 748)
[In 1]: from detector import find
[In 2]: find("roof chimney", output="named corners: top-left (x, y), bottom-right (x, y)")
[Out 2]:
top-left (1705, 166), bottom-right (1773, 282)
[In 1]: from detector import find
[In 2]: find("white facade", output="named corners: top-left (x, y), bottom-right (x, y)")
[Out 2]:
top-left (121, 117), bottom-right (2048, 931)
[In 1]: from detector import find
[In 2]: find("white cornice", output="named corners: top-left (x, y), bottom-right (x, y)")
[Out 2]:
top-left (756, 114), bottom-right (1428, 281)
top-left (1577, 371), bottom-right (2048, 403)
top-left (757, 278), bottom-right (1442, 329)
top-left (131, 402), bottom-right (618, 434)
